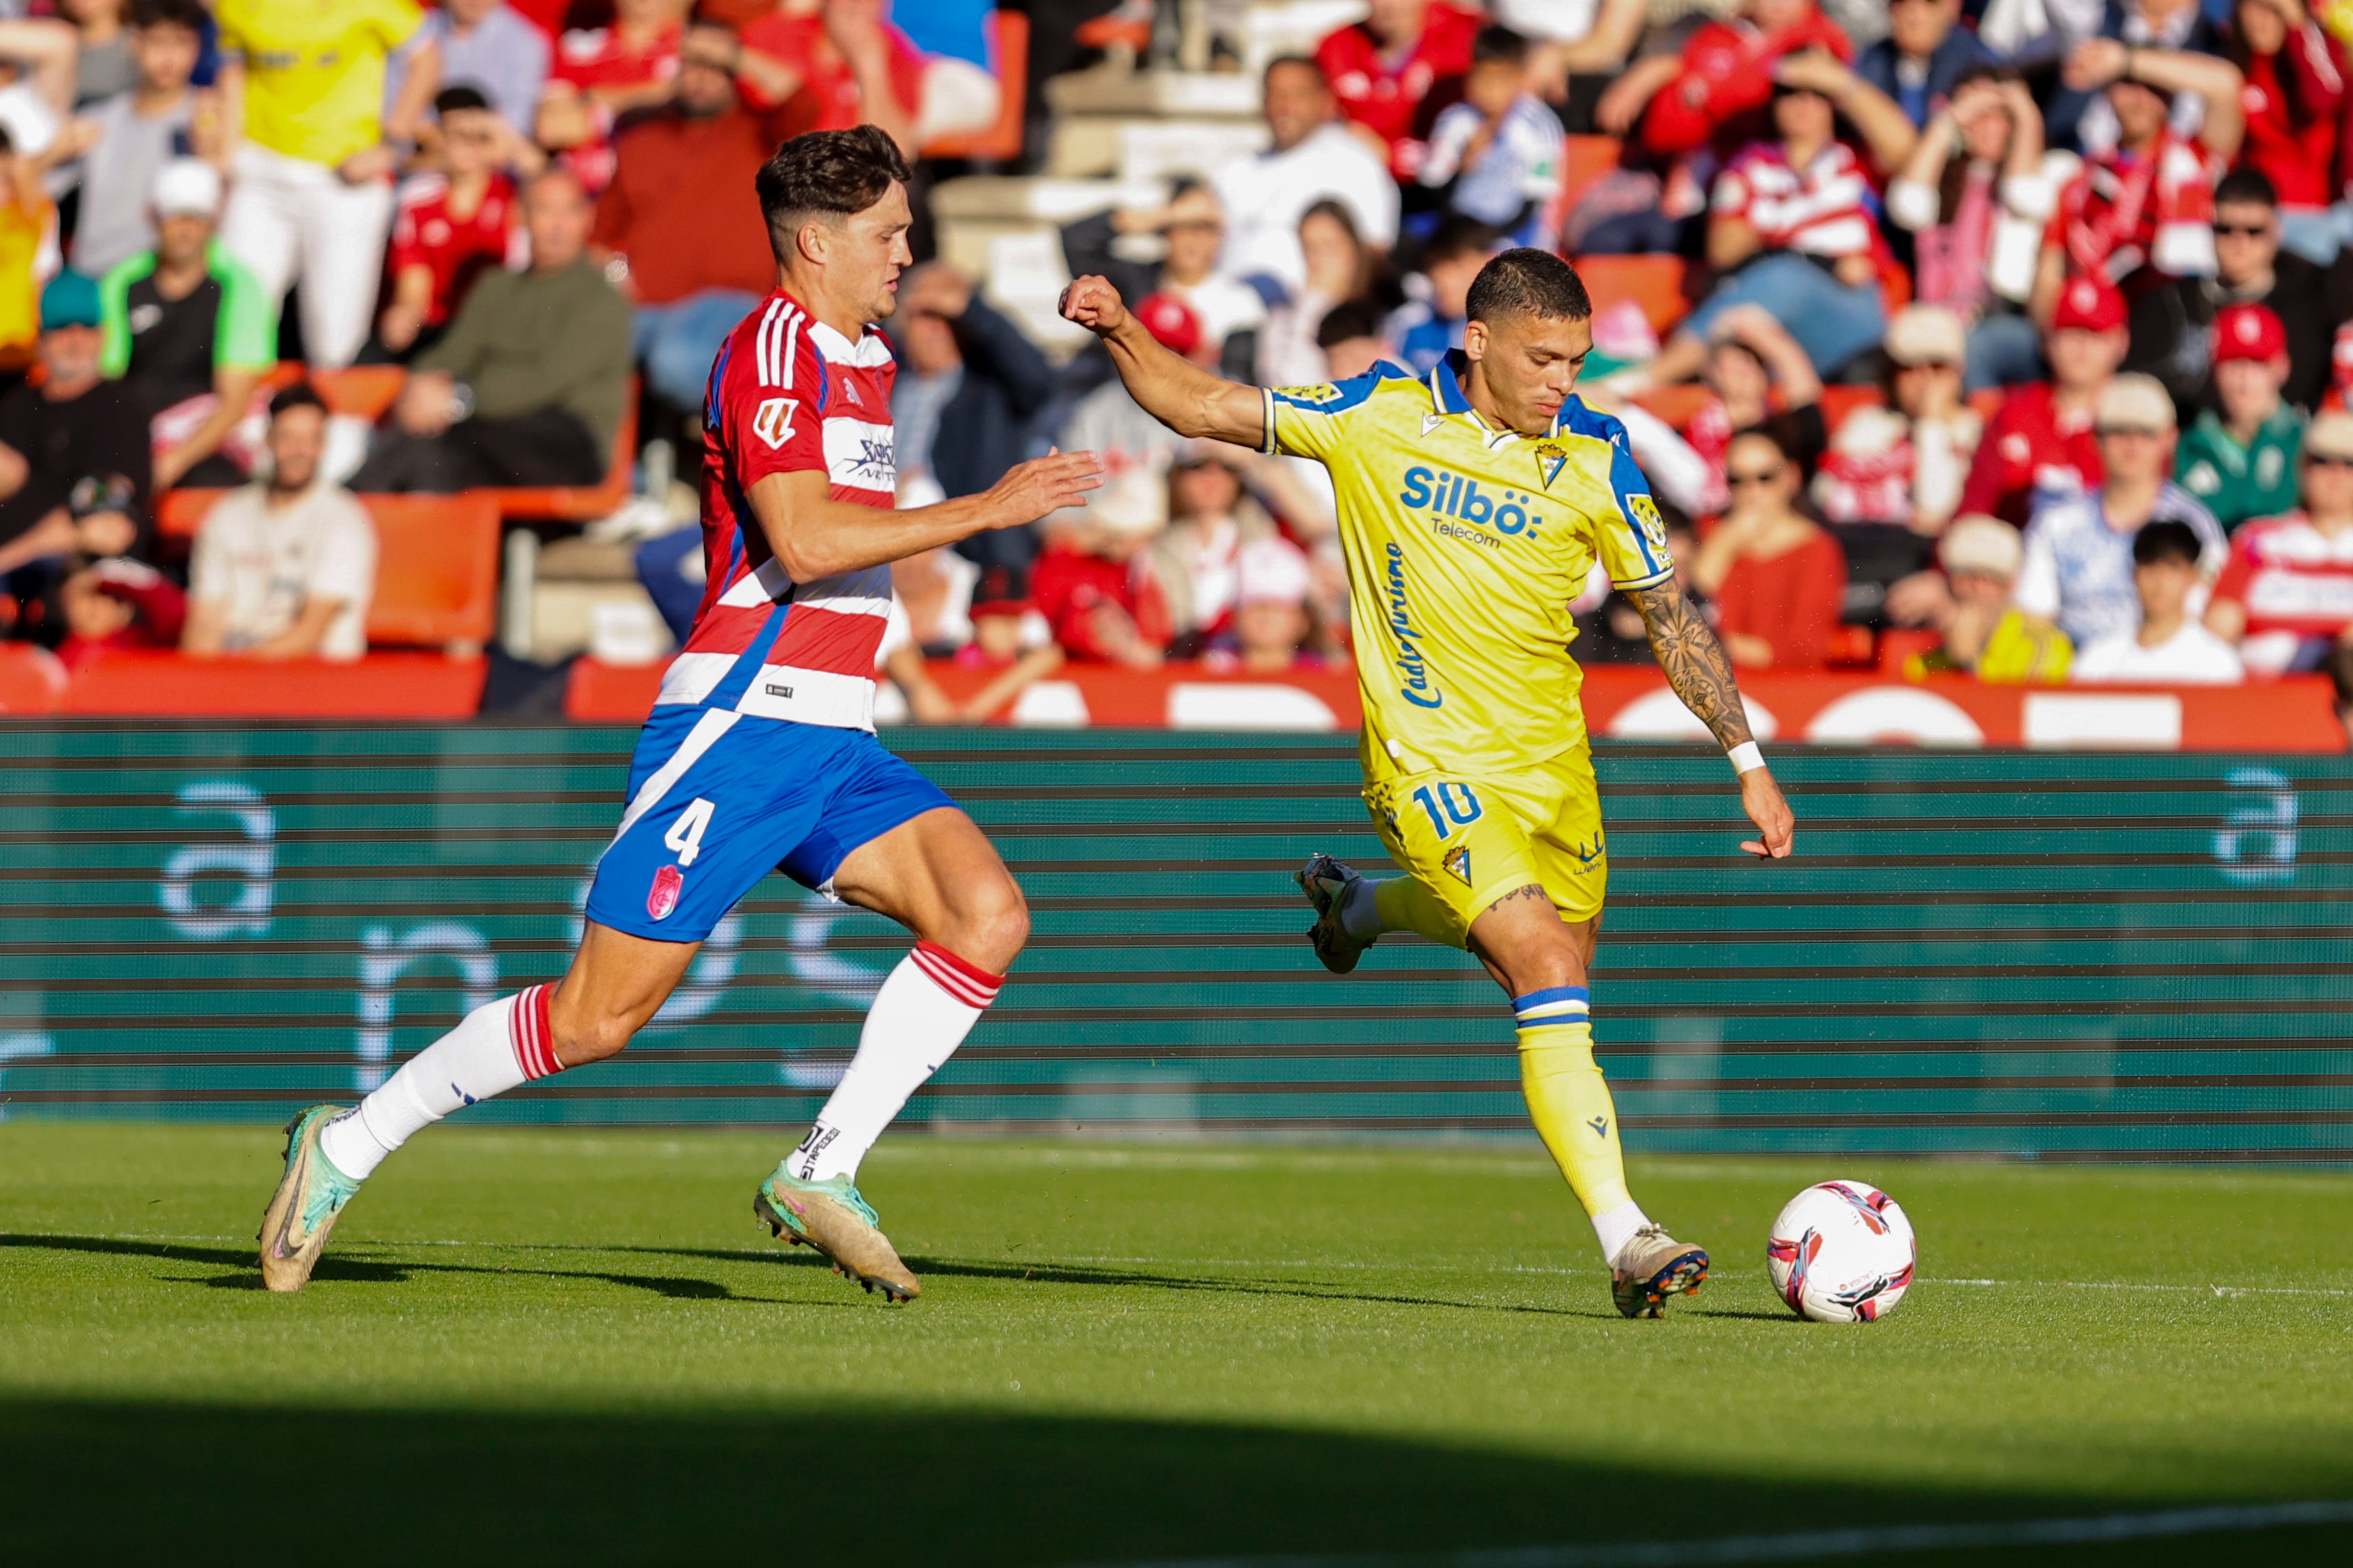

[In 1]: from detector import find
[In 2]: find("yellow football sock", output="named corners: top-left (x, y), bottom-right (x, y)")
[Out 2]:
top-left (1373, 876), bottom-right (1464, 949)
top-left (1516, 1020), bottom-right (1633, 1219)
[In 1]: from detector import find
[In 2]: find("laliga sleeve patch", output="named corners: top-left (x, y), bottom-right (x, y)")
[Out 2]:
top-left (753, 397), bottom-right (799, 450)
top-left (1626, 492), bottom-right (1667, 551)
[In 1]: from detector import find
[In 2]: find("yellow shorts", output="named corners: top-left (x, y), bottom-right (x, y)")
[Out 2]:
top-left (1362, 748), bottom-right (1608, 948)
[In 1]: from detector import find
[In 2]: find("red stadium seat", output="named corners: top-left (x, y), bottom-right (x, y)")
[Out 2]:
top-left (0, 642), bottom-right (64, 712)
top-left (1573, 255), bottom-right (1692, 335)
top-left (566, 656), bottom-right (665, 722)
top-left (1557, 136), bottom-right (1625, 229)
top-left (1826, 624), bottom-right (1878, 669)
top-left (1628, 383), bottom-right (1713, 431)
top-left (921, 10), bottom-right (1028, 164)
top-left (60, 649), bottom-right (486, 718)
top-left (310, 365), bottom-right (407, 422)
top-left (1818, 384), bottom-right (1886, 436)
top-left (156, 487), bottom-right (221, 540)
top-left (359, 493), bottom-right (503, 652)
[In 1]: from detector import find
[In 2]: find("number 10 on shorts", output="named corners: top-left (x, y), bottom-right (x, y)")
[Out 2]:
top-left (1411, 782), bottom-right (1481, 839)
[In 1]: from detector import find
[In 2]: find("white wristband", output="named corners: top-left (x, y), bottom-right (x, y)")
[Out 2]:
top-left (1727, 741), bottom-right (1766, 776)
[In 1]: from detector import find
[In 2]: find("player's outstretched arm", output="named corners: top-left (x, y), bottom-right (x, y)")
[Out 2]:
top-left (749, 452), bottom-right (1103, 582)
top-left (1059, 274), bottom-right (1268, 448)
top-left (1624, 575), bottom-right (1796, 860)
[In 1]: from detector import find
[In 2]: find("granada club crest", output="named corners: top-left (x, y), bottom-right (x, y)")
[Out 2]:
top-left (648, 864), bottom-right (684, 921)
top-left (1532, 442), bottom-right (1568, 490)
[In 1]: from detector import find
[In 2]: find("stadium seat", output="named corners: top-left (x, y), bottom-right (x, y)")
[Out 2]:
top-left (156, 487), bottom-right (223, 540)
top-left (566, 655), bottom-right (665, 722)
top-left (1557, 136), bottom-right (1624, 227)
top-left (59, 649), bottom-right (487, 717)
top-left (1627, 383), bottom-right (1712, 430)
top-left (483, 379), bottom-right (640, 523)
top-left (360, 493), bottom-right (503, 653)
top-left (921, 11), bottom-right (1028, 164)
top-left (1573, 255), bottom-right (1692, 335)
top-left (1826, 624), bottom-right (1878, 669)
top-left (1818, 384), bottom-right (1887, 436)
top-left (310, 365), bottom-right (407, 422)
top-left (0, 642), bottom-right (64, 712)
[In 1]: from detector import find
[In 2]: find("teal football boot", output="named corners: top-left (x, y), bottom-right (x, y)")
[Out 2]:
top-left (755, 1166), bottom-right (921, 1301)
top-left (258, 1104), bottom-right (361, 1293)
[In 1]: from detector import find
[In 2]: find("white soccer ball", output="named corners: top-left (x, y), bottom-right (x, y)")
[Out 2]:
top-left (1765, 1180), bottom-right (1917, 1323)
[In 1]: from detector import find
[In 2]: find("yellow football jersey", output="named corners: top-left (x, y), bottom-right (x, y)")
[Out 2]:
top-left (218, 0), bottom-right (423, 166)
top-left (1260, 354), bottom-right (1674, 783)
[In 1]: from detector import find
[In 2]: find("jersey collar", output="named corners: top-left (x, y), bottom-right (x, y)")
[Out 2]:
top-left (1431, 351), bottom-right (1534, 452)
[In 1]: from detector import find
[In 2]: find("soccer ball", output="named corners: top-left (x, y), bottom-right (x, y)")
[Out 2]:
top-left (1765, 1180), bottom-right (1917, 1323)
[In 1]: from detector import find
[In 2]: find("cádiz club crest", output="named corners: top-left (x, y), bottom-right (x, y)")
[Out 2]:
top-left (1532, 442), bottom-right (1568, 490)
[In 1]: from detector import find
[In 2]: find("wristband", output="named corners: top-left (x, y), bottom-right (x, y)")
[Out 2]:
top-left (1727, 741), bottom-right (1766, 776)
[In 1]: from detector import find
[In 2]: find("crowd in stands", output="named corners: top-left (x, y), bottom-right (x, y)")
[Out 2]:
top-left (6, 0), bottom-right (2353, 732)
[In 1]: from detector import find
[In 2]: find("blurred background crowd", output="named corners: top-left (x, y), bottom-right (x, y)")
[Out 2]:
top-left (6, 0), bottom-right (2353, 729)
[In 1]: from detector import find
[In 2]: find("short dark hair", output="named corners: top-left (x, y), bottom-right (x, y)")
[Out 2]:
top-left (1465, 248), bottom-right (1592, 325)
top-left (2215, 166), bottom-right (2278, 212)
top-left (434, 84), bottom-right (492, 117)
top-left (1423, 215), bottom-right (1499, 268)
top-left (1472, 24), bottom-right (1529, 67)
top-left (1315, 299), bottom-right (1384, 350)
top-left (269, 383), bottom-right (328, 421)
top-left (2132, 518), bottom-right (2203, 567)
top-left (1264, 54), bottom-right (1325, 88)
top-left (755, 126), bottom-right (912, 262)
top-left (132, 0), bottom-right (208, 31)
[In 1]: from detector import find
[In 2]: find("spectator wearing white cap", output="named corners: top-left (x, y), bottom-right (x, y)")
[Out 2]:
top-left (99, 158), bottom-right (278, 491)
top-left (1815, 304), bottom-right (1983, 534)
top-left (1907, 513), bottom-right (2075, 683)
top-left (68, 0), bottom-right (207, 279)
top-left (2019, 372), bottom-right (2226, 649)
top-left (2072, 518), bottom-right (2245, 683)
top-left (1211, 534), bottom-right (1319, 674)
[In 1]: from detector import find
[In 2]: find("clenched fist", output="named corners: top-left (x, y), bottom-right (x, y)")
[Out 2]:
top-left (983, 447), bottom-right (1105, 528)
top-left (1059, 275), bottom-right (1129, 338)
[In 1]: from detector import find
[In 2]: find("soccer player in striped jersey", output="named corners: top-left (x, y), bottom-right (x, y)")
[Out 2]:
top-left (258, 127), bottom-right (1103, 1301)
top-left (1063, 251), bottom-right (1796, 1317)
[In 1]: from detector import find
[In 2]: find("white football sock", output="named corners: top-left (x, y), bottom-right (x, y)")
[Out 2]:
top-left (1337, 874), bottom-right (1385, 940)
top-left (791, 942), bottom-right (1002, 1183)
top-left (319, 985), bottom-right (562, 1180)
top-left (1593, 1199), bottom-right (1655, 1267)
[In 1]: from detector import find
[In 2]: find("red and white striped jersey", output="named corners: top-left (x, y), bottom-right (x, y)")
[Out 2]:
top-left (658, 288), bottom-right (899, 730)
top-left (1711, 140), bottom-right (1876, 259)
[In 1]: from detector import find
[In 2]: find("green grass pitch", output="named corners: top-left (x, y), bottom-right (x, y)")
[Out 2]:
top-left (4, 1124), bottom-right (2352, 1565)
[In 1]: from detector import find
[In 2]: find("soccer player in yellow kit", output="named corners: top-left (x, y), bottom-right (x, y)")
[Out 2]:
top-left (1062, 249), bottom-right (1795, 1317)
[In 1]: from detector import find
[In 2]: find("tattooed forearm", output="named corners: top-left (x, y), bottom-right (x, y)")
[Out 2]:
top-left (1623, 578), bottom-right (1754, 751)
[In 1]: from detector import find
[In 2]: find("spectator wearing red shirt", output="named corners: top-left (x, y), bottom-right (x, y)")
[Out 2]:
top-left (1314, 0), bottom-right (1481, 181)
top-left (1690, 427), bottom-right (1848, 670)
top-left (1962, 276), bottom-right (2132, 525)
top-left (534, 0), bottom-right (689, 192)
top-left (591, 19), bottom-right (787, 416)
top-left (2225, 0), bottom-right (2347, 264)
top-left (2033, 37), bottom-right (2245, 314)
top-left (2208, 409), bottom-right (2353, 708)
top-left (1596, 0), bottom-right (1850, 159)
top-left (740, 0), bottom-right (927, 157)
top-left (1030, 516), bottom-right (1172, 667)
top-left (378, 87), bottom-right (526, 360)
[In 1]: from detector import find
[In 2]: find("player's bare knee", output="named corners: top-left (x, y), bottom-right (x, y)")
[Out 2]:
top-left (547, 1001), bottom-right (638, 1065)
top-left (945, 873), bottom-right (1028, 972)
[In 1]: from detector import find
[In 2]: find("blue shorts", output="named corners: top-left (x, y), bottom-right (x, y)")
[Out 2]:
top-left (584, 707), bottom-right (957, 942)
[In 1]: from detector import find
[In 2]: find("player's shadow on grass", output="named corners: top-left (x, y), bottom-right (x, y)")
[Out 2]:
top-left (905, 1255), bottom-right (1621, 1318)
top-left (3, 1395), bottom-right (2349, 1567)
top-left (0, 1233), bottom-right (777, 1305)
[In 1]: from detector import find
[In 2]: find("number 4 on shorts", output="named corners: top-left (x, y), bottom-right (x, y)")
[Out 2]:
top-left (663, 798), bottom-right (716, 866)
